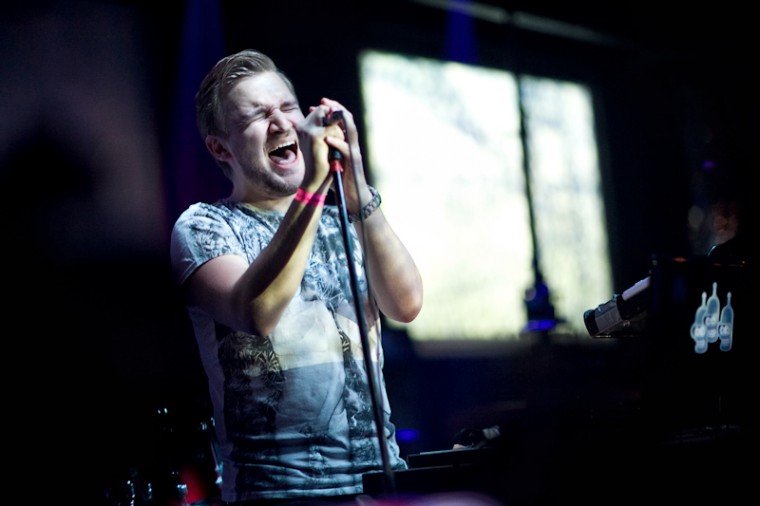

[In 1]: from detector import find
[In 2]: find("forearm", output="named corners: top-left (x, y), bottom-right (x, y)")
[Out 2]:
top-left (356, 210), bottom-right (423, 323)
top-left (237, 195), bottom-right (325, 335)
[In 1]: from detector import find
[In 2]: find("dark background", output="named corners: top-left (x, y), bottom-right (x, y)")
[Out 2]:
top-left (2, 0), bottom-right (754, 503)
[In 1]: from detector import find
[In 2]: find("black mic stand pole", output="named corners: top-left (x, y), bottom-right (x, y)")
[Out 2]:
top-left (325, 113), bottom-right (397, 497)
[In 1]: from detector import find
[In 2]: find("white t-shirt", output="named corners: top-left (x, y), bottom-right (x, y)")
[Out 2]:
top-left (170, 199), bottom-right (406, 503)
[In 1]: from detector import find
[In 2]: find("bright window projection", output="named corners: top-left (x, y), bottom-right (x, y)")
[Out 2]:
top-left (358, 50), bottom-right (612, 342)
top-left (519, 75), bottom-right (613, 336)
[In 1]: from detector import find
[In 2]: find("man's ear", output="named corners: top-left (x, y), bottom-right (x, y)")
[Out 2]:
top-left (206, 135), bottom-right (231, 162)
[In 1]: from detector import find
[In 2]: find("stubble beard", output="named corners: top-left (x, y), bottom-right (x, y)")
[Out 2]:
top-left (242, 158), bottom-right (299, 197)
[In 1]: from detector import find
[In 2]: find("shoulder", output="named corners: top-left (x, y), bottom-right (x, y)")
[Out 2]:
top-left (175, 200), bottom-right (236, 224)
top-left (170, 201), bottom-right (239, 258)
top-left (170, 201), bottom-right (243, 284)
top-left (172, 200), bottom-right (247, 235)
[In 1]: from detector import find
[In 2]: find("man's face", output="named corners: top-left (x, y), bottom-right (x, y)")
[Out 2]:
top-left (218, 71), bottom-right (306, 196)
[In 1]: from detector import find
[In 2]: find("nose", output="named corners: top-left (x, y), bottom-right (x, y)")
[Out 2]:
top-left (269, 109), bottom-right (291, 131)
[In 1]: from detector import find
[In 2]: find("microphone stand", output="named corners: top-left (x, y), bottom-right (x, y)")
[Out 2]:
top-left (326, 114), bottom-right (397, 497)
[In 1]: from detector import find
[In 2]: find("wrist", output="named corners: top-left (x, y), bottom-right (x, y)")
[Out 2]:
top-left (294, 188), bottom-right (327, 206)
top-left (349, 186), bottom-right (382, 223)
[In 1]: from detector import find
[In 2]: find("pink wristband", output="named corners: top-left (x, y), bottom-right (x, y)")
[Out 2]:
top-left (294, 188), bottom-right (326, 206)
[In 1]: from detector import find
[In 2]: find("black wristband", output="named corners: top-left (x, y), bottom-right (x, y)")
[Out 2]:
top-left (348, 186), bottom-right (382, 223)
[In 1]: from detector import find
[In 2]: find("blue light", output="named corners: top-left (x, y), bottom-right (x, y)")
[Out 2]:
top-left (396, 428), bottom-right (420, 443)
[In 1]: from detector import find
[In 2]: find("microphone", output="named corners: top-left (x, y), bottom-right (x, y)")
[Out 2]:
top-left (322, 109), bottom-right (344, 126)
top-left (322, 110), bottom-right (344, 171)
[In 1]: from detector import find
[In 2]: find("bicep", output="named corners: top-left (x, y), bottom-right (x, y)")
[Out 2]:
top-left (184, 253), bottom-right (250, 328)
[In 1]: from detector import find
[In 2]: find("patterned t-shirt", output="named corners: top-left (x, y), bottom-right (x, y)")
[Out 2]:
top-left (170, 199), bottom-right (407, 503)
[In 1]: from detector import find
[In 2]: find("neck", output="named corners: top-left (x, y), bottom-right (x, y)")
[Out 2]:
top-left (229, 188), bottom-right (294, 213)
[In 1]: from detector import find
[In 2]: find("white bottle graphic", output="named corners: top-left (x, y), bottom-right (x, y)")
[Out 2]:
top-left (718, 291), bottom-right (734, 352)
top-left (704, 282), bottom-right (720, 344)
top-left (690, 290), bottom-right (708, 354)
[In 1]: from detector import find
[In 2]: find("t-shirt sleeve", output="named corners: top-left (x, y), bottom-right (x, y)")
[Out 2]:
top-left (169, 203), bottom-right (243, 286)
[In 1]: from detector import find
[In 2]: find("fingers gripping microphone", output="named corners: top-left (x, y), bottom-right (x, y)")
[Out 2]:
top-left (322, 110), bottom-right (344, 172)
top-left (322, 109), bottom-right (344, 126)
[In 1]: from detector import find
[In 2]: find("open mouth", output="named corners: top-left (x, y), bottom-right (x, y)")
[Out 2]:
top-left (268, 141), bottom-right (298, 164)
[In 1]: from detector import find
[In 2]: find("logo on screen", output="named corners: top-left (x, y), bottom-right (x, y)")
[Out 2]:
top-left (690, 282), bottom-right (733, 354)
